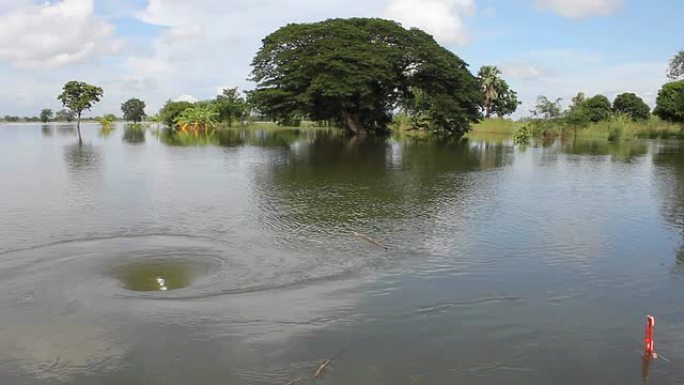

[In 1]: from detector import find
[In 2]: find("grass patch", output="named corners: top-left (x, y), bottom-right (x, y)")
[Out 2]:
top-left (469, 118), bottom-right (521, 135)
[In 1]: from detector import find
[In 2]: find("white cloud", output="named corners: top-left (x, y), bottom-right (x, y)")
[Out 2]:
top-left (500, 61), bottom-right (551, 81)
top-left (163, 26), bottom-right (205, 43)
top-left (535, 0), bottom-right (623, 18)
top-left (385, 0), bottom-right (474, 45)
top-left (121, 0), bottom-right (383, 113)
top-left (172, 94), bottom-right (198, 103)
top-left (0, 0), bottom-right (123, 68)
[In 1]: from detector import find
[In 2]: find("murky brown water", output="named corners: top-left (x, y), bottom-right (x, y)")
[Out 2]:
top-left (1, 123), bottom-right (684, 384)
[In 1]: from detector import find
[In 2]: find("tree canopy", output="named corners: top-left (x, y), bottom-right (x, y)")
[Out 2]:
top-left (57, 81), bottom-right (103, 144)
top-left (55, 109), bottom-right (76, 122)
top-left (40, 108), bottom-right (53, 123)
top-left (121, 98), bottom-right (146, 123)
top-left (654, 80), bottom-right (684, 123)
top-left (530, 96), bottom-right (562, 119)
top-left (249, 18), bottom-right (482, 136)
top-left (668, 50), bottom-right (684, 80)
top-left (582, 94), bottom-right (612, 122)
top-left (613, 93), bottom-right (650, 121)
top-left (159, 100), bottom-right (194, 127)
top-left (216, 88), bottom-right (248, 127)
top-left (478, 66), bottom-right (519, 118)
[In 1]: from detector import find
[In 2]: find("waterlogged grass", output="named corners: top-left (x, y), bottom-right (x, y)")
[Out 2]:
top-left (577, 117), bottom-right (683, 141)
top-left (469, 118), bottom-right (520, 135)
top-left (159, 125), bottom-right (336, 147)
top-left (469, 117), bottom-right (683, 142)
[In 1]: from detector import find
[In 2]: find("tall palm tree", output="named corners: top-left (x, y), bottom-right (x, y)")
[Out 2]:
top-left (478, 66), bottom-right (505, 118)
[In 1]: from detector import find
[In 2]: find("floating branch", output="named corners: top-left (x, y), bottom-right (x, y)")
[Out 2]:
top-left (352, 230), bottom-right (389, 250)
top-left (313, 360), bottom-right (331, 379)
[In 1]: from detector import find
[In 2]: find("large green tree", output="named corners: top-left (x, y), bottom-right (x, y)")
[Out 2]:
top-left (654, 80), bottom-right (684, 123)
top-left (215, 88), bottom-right (248, 127)
top-left (249, 18), bottom-right (482, 136)
top-left (57, 81), bottom-right (104, 144)
top-left (121, 98), bottom-right (146, 123)
top-left (40, 108), bottom-right (53, 123)
top-left (613, 93), bottom-right (650, 121)
top-left (668, 50), bottom-right (684, 80)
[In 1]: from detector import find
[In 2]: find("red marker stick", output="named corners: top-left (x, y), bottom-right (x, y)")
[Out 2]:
top-left (644, 315), bottom-right (656, 358)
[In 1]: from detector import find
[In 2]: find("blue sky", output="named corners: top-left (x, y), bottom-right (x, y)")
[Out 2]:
top-left (0, 0), bottom-right (680, 117)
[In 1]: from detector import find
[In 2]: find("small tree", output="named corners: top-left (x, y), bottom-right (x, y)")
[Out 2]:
top-left (57, 81), bottom-right (104, 145)
top-left (478, 66), bottom-right (520, 118)
top-left (159, 100), bottom-right (194, 127)
top-left (563, 105), bottom-right (591, 137)
top-left (55, 109), bottom-right (76, 122)
top-left (40, 108), bottom-right (53, 123)
top-left (613, 93), bottom-right (650, 121)
top-left (121, 98), bottom-right (146, 123)
top-left (667, 50), bottom-right (684, 80)
top-left (654, 80), bottom-right (684, 123)
top-left (492, 88), bottom-right (520, 117)
top-left (531, 96), bottom-right (562, 119)
top-left (215, 88), bottom-right (247, 127)
top-left (582, 95), bottom-right (612, 122)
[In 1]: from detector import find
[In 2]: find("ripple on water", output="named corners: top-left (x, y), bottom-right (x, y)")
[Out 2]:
top-left (0, 234), bottom-right (369, 303)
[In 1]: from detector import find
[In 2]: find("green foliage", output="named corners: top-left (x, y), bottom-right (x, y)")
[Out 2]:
top-left (57, 80), bottom-right (103, 144)
top-left (215, 88), bottom-right (248, 126)
top-left (571, 92), bottom-right (586, 107)
top-left (563, 105), bottom-right (591, 130)
top-left (55, 109), bottom-right (76, 122)
top-left (175, 105), bottom-right (219, 134)
top-left (478, 66), bottom-right (520, 117)
top-left (493, 89), bottom-right (520, 117)
top-left (613, 93), bottom-right (650, 121)
top-left (40, 108), bottom-right (53, 123)
top-left (654, 80), bottom-right (684, 123)
top-left (159, 100), bottom-right (194, 127)
top-left (57, 81), bottom-right (103, 117)
top-left (530, 96), bottom-right (562, 119)
top-left (121, 98), bottom-right (146, 123)
top-left (606, 114), bottom-right (630, 141)
top-left (96, 113), bottom-right (116, 128)
top-left (668, 50), bottom-right (684, 80)
top-left (582, 95), bottom-right (612, 122)
top-left (512, 125), bottom-right (532, 145)
top-left (250, 18), bottom-right (482, 136)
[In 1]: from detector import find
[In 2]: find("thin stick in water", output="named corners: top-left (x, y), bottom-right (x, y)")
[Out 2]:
top-left (313, 360), bottom-right (331, 379)
top-left (352, 230), bottom-right (389, 250)
top-left (284, 377), bottom-right (303, 385)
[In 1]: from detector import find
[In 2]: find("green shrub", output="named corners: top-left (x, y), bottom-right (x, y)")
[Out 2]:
top-left (654, 80), bottom-right (684, 123)
top-left (513, 125), bottom-right (532, 145)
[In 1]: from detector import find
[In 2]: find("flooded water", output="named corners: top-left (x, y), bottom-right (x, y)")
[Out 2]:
top-left (2, 123), bottom-right (684, 384)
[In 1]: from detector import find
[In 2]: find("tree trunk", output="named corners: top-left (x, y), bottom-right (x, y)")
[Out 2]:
top-left (76, 111), bottom-right (82, 146)
top-left (341, 111), bottom-right (367, 136)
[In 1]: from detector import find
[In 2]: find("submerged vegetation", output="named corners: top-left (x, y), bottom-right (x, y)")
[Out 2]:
top-left (175, 105), bottom-right (219, 135)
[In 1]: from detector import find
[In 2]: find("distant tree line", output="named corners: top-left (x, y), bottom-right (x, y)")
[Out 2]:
top-left (23, 24), bottom-right (683, 145)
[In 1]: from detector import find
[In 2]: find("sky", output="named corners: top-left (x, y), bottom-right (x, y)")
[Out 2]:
top-left (0, 0), bottom-right (681, 118)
